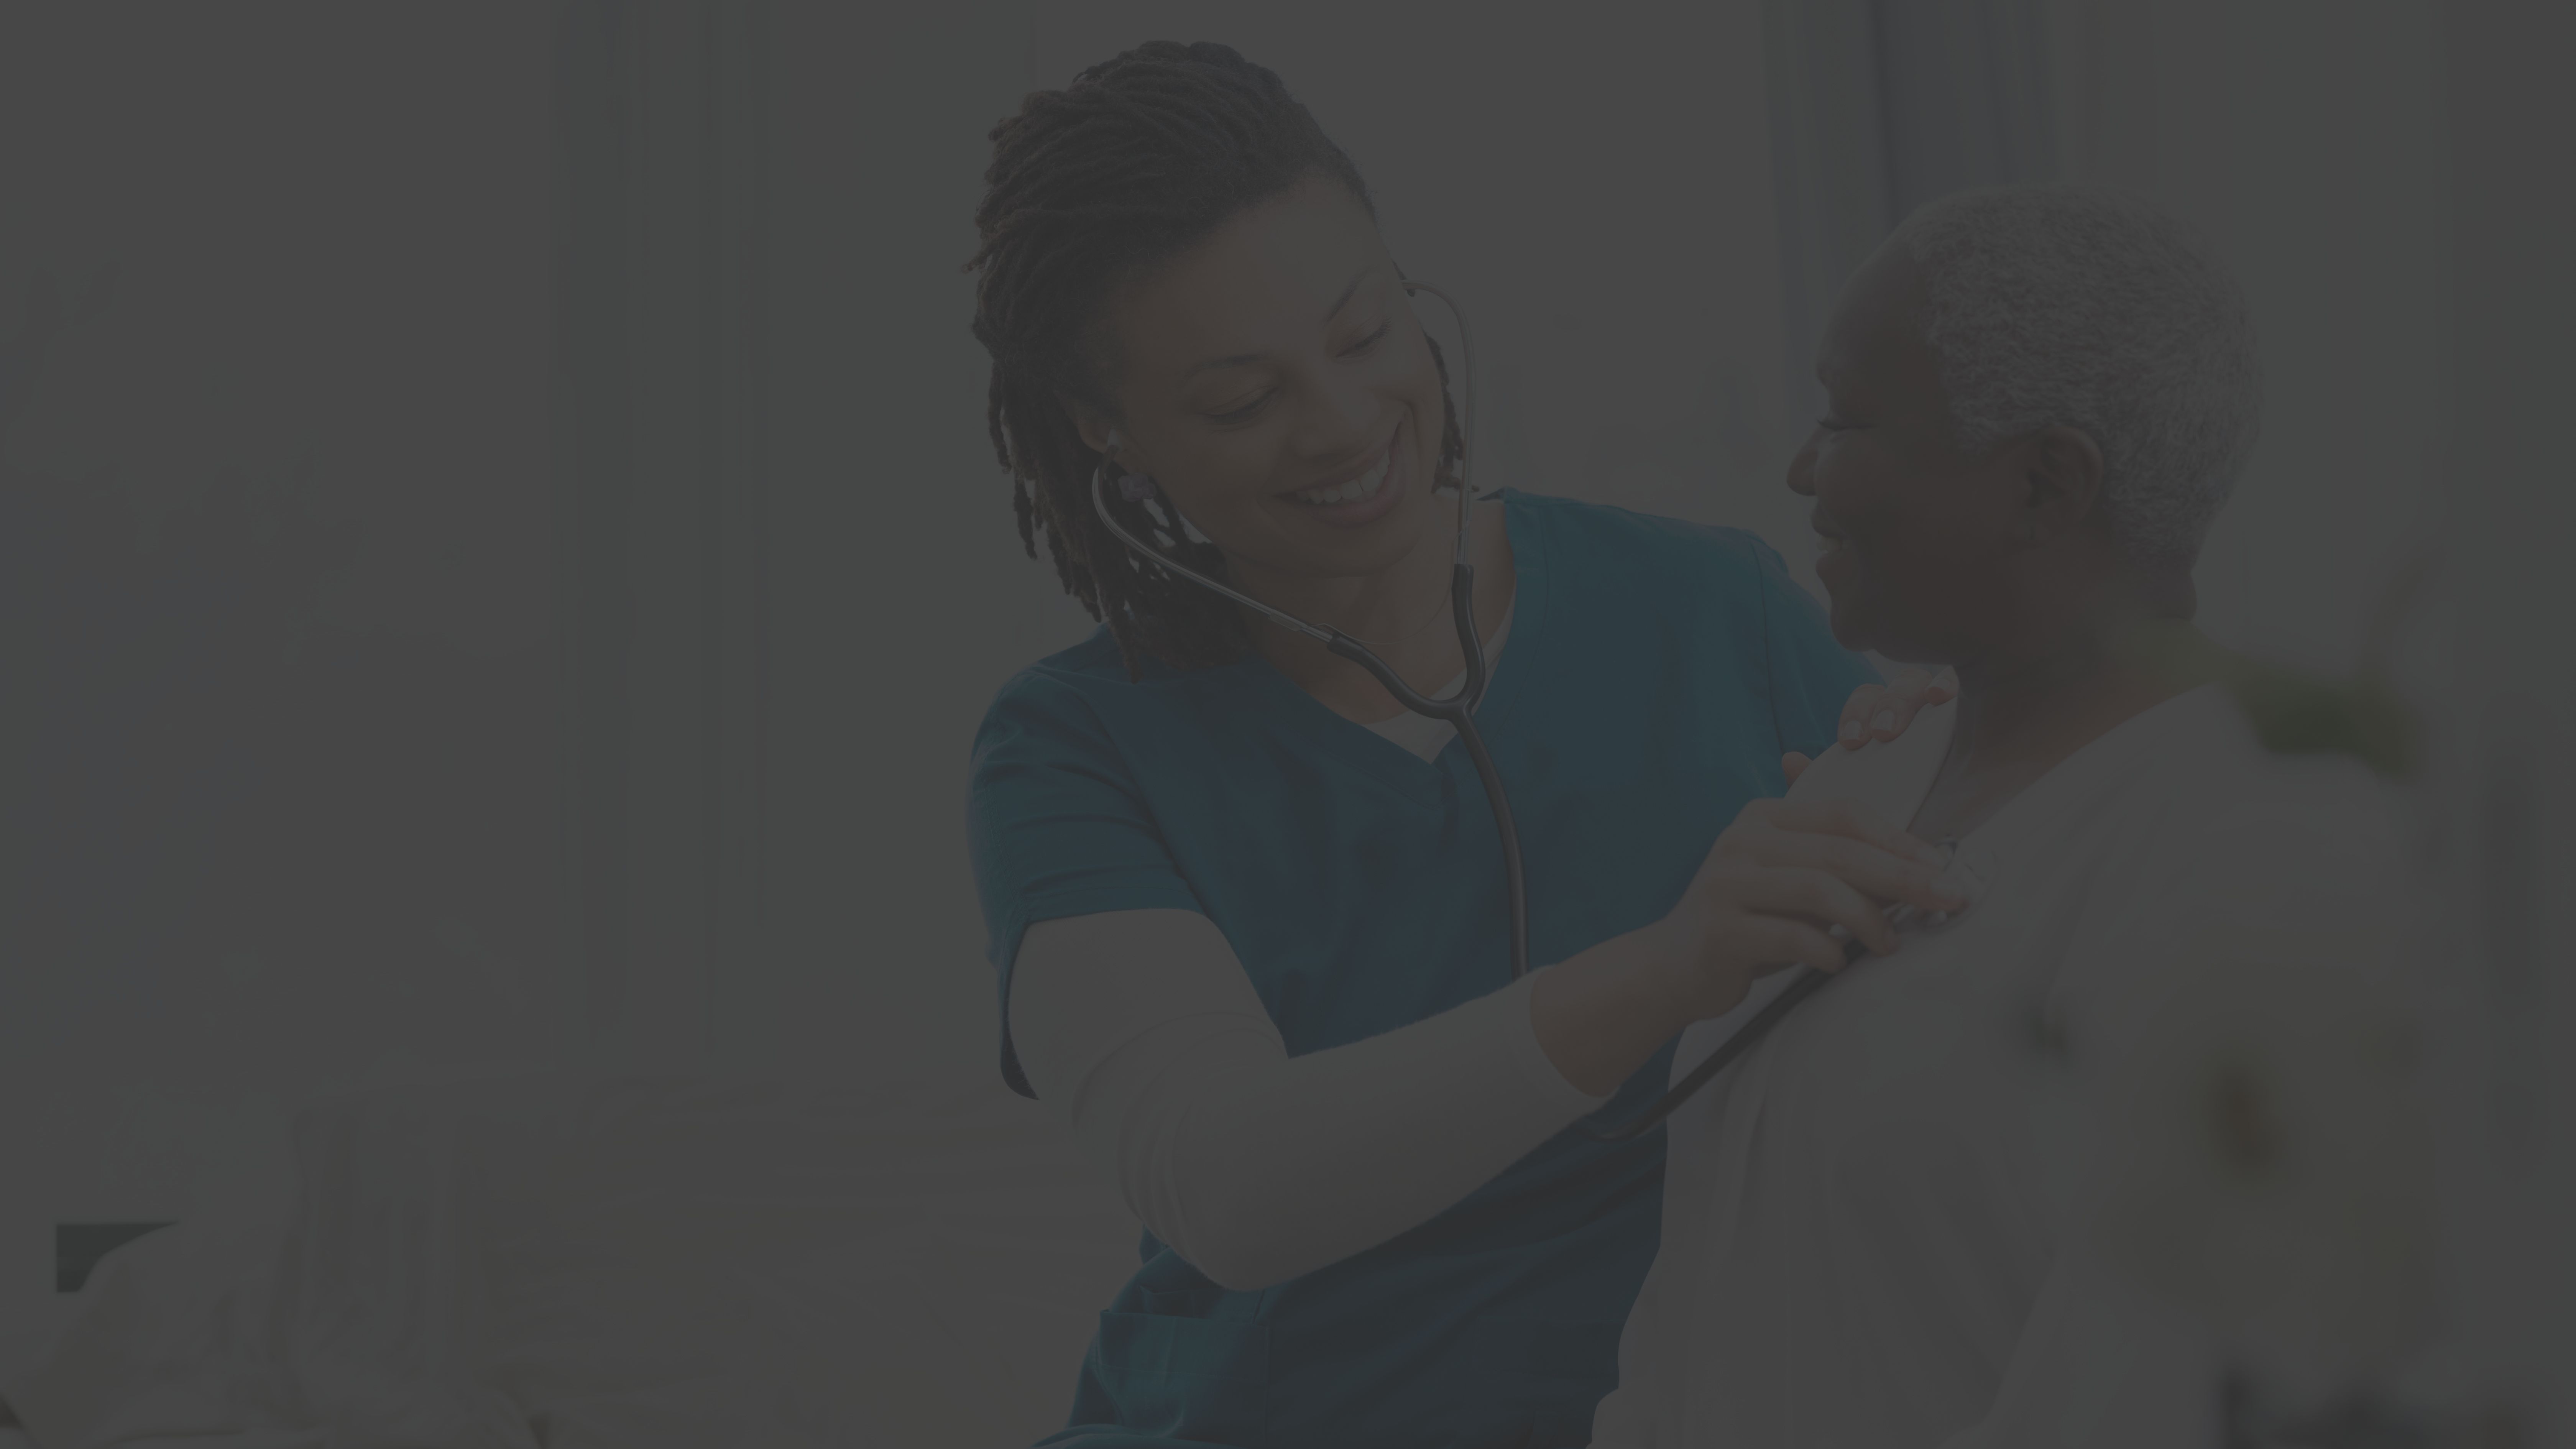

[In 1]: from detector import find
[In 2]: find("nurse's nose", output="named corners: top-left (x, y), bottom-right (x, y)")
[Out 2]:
top-left (1304, 369), bottom-right (1378, 444)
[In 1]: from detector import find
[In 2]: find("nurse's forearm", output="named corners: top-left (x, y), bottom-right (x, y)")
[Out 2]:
top-left (1130, 969), bottom-right (1610, 1293)
top-left (1527, 926), bottom-right (1697, 1097)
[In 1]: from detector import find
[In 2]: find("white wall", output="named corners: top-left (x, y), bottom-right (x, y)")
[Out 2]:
top-left (2059, 0), bottom-right (2455, 677)
top-left (732, 4), bottom-right (1080, 1103)
top-left (0, 3), bottom-right (555, 1377)
top-left (2409, 0), bottom-right (2576, 1428)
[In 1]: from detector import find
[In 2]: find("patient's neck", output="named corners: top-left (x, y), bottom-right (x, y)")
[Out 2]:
top-left (1908, 579), bottom-right (2216, 843)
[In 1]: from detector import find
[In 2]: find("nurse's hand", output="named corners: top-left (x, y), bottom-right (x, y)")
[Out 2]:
top-left (1648, 797), bottom-right (1968, 1023)
top-left (1781, 667), bottom-right (1956, 784)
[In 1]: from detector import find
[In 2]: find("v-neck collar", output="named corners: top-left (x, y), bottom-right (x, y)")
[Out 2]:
top-left (1224, 491), bottom-right (1549, 807)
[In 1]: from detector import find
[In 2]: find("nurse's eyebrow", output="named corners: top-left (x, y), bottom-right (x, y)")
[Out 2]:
top-left (1182, 266), bottom-right (1376, 379)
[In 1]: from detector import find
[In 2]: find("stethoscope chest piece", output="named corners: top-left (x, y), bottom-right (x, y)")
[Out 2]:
top-left (1581, 837), bottom-right (2000, 1142)
top-left (1901, 838), bottom-right (2000, 932)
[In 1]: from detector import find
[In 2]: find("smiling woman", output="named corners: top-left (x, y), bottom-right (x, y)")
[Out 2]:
top-left (1061, 177), bottom-right (1513, 730)
top-left (957, 40), bottom-right (1955, 1449)
top-left (966, 52), bottom-right (1470, 687)
top-left (1585, 184), bottom-right (2391, 1449)
top-left (1791, 186), bottom-right (2261, 669)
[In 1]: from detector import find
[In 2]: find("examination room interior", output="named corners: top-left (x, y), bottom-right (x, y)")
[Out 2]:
top-left (0, 0), bottom-right (2568, 1443)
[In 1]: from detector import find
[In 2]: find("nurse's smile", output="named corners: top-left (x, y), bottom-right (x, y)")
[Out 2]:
top-left (1280, 416), bottom-right (1408, 526)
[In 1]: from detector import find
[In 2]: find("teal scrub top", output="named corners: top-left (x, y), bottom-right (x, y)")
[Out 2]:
top-left (966, 491), bottom-right (1876, 1449)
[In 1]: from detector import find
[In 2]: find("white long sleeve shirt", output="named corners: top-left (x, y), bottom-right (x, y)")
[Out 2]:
top-left (1004, 603), bottom-right (1619, 1294)
top-left (1588, 685), bottom-right (2425, 1447)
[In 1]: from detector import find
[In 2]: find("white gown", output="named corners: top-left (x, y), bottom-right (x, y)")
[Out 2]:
top-left (1590, 683), bottom-right (2420, 1448)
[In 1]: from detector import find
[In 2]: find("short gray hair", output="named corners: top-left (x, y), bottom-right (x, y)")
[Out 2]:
top-left (1890, 184), bottom-right (2263, 574)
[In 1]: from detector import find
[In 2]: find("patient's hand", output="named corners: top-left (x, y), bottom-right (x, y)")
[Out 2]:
top-left (1781, 667), bottom-right (1955, 784)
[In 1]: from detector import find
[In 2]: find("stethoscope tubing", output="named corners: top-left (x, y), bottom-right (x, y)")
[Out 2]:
top-left (1579, 950), bottom-right (1852, 1141)
top-left (1583, 858), bottom-right (1966, 1141)
top-left (1088, 279), bottom-right (1528, 983)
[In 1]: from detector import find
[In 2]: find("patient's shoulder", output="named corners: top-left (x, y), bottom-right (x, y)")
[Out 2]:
top-left (2103, 762), bottom-right (2418, 1018)
top-left (2058, 741), bottom-right (2420, 1057)
top-left (2198, 695), bottom-right (2404, 858)
top-left (2073, 691), bottom-right (2418, 966)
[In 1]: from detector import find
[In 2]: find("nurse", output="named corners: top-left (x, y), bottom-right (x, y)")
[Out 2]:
top-left (963, 41), bottom-right (1956, 1449)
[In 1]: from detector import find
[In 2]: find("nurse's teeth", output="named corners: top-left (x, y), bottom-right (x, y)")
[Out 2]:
top-left (1298, 452), bottom-right (1389, 506)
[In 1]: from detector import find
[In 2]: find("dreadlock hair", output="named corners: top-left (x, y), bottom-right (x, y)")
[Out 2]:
top-left (963, 40), bottom-right (1465, 681)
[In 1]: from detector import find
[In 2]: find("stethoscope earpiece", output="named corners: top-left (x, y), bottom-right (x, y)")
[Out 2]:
top-left (1102, 429), bottom-right (1155, 501)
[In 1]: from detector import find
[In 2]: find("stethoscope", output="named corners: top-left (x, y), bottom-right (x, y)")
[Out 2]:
top-left (1087, 278), bottom-right (1954, 1142)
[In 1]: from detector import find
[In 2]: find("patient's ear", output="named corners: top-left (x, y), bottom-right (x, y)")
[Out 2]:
top-left (2013, 425), bottom-right (2107, 546)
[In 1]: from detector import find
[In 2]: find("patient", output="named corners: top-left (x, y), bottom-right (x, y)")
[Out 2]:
top-left (1587, 185), bottom-right (2422, 1446)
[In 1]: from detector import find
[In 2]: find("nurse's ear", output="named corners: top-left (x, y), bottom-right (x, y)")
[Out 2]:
top-left (1065, 414), bottom-right (1162, 503)
top-left (1062, 397), bottom-right (1125, 466)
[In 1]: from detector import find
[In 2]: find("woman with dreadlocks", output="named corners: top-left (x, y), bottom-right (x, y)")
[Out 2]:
top-left (964, 41), bottom-right (1951, 1448)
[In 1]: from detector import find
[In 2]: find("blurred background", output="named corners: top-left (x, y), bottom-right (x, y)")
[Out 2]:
top-left (0, 0), bottom-right (2565, 1425)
